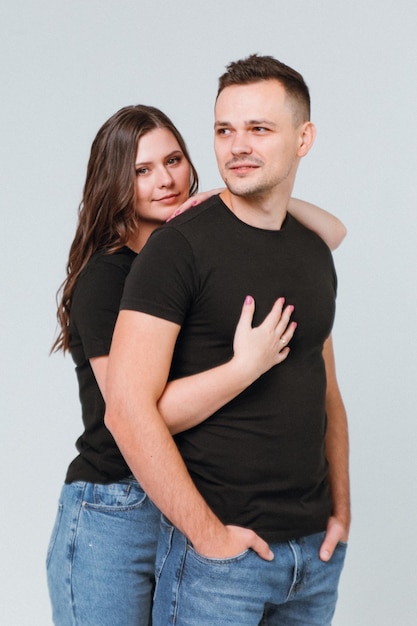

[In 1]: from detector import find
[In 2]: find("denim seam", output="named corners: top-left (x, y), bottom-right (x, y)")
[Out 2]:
top-left (155, 523), bottom-right (174, 582)
top-left (286, 540), bottom-right (299, 601)
top-left (46, 503), bottom-right (64, 568)
top-left (186, 544), bottom-right (250, 565)
top-left (172, 531), bottom-right (188, 625)
top-left (81, 501), bottom-right (147, 512)
top-left (69, 482), bottom-right (88, 624)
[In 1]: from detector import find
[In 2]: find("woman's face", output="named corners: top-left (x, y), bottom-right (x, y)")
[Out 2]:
top-left (134, 127), bottom-right (191, 224)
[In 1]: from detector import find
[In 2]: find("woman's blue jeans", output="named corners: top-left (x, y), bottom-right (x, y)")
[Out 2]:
top-left (153, 517), bottom-right (347, 625)
top-left (46, 478), bottom-right (160, 626)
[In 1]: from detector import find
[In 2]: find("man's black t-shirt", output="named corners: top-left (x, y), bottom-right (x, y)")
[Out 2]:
top-left (121, 196), bottom-right (336, 542)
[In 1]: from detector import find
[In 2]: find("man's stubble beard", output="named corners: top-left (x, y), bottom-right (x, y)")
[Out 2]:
top-left (224, 167), bottom-right (294, 200)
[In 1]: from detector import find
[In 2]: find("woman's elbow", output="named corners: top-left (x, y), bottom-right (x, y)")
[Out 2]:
top-left (330, 223), bottom-right (348, 250)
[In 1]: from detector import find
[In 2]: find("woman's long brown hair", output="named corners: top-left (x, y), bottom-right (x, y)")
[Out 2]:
top-left (52, 105), bottom-right (198, 353)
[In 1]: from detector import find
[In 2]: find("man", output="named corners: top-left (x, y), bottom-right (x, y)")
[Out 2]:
top-left (105, 54), bottom-right (350, 625)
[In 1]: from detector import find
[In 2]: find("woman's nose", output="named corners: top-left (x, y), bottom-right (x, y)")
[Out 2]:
top-left (157, 167), bottom-right (174, 187)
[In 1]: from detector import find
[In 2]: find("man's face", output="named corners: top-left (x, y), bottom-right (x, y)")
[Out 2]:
top-left (214, 80), bottom-right (305, 199)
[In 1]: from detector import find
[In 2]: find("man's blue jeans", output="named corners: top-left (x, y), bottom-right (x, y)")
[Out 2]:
top-left (153, 516), bottom-right (347, 625)
top-left (46, 479), bottom-right (160, 626)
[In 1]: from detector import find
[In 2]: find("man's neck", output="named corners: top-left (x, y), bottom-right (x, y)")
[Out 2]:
top-left (220, 189), bottom-right (289, 231)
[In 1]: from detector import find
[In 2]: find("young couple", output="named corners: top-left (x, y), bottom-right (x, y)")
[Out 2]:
top-left (48, 54), bottom-right (349, 625)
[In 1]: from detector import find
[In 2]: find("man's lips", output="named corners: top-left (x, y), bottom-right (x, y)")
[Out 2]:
top-left (230, 164), bottom-right (259, 171)
top-left (226, 159), bottom-right (262, 173)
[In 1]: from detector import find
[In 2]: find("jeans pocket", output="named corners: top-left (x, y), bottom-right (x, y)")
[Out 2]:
top-left (186, 543), bottom-right (250, 566)
top-left (82, 480), bottom-right (148, 511)
top-left (46, 503), bottom-right (63, 568)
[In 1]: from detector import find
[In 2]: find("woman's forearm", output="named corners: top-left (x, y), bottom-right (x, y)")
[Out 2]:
top-left (159, 295), bottom-right (296, 434)
top-left (288, 197), bottom-right (347, 250)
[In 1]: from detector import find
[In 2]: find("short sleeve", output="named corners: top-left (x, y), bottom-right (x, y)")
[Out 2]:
top-left (70, 254), bottom-right (130, 360)
top-left (121, 227), bottom-right (197, 325)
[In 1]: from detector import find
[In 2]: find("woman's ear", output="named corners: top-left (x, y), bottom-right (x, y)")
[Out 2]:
top-left (297, 121), bottom-right (316, 157)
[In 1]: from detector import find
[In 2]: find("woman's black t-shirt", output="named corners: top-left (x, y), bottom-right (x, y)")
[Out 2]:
top-left (65, 246), bottom-right (136, 484)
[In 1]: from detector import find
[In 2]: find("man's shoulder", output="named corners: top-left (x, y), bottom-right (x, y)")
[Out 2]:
top-left (146, 195), bottom-right (226, 249)
top-left (287, 213), bottom-right (332, 252)
top-left (168, 194), bottom-right (224, 228)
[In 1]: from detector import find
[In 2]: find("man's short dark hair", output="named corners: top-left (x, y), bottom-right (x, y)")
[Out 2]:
top-left (217, 53), bottom-right (311, 126)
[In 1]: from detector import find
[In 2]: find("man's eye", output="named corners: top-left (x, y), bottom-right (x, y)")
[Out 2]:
top-left (217, 128), bottom-right (231, 136)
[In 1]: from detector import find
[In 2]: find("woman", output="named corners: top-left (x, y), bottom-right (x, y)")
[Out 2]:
top-left (47, 104), bottom-right (346, 625)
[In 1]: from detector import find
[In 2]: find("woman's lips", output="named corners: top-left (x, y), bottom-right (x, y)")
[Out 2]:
top-left (154, 193), bottom-right (180, 204)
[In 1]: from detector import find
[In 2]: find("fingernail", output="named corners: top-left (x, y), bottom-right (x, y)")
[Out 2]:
top-left (191, 200), bottom-right (198, 206)
top-left (245, 295), bottom-right (253, 305)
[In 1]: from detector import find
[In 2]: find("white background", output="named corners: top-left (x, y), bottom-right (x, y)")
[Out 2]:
top-left (1, 1), bottom-right (416, 624)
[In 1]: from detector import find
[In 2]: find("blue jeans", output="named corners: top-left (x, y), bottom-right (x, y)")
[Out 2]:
top-left (46, 479), bottom-right (161, 626)
top-left (153, 517), bottom-right (347, 625)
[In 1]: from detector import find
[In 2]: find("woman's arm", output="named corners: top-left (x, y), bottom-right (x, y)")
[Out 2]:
top-left (92, 295), bottom-right (296, 434)
top-left (158, 295), bottom-right (296, 434)
top-left (287, 198), bottom-right (347, 250)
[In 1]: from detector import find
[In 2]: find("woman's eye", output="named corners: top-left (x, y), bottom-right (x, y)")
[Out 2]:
top-left (167, 156), bottom-right (181, 166)
top-left (135, 167), bottom-right (149, 175)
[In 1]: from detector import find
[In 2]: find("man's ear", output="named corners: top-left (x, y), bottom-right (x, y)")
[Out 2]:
top-left (297, 121), bottom-right (316, 157)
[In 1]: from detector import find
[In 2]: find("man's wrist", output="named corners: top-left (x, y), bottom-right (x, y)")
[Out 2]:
top-left (188, 519), bottom-right (228, 555)
top-left (333, 506), bottom-right (351, 527)
top-left (329, 511), bottom-right (351, 541)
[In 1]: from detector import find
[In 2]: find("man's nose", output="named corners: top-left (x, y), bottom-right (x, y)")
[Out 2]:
top-left (230, 131), bottom-right (252, 155)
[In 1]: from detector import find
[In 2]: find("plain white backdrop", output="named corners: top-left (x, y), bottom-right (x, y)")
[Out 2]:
top-left (1, 1), bottom-right (416, 624)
